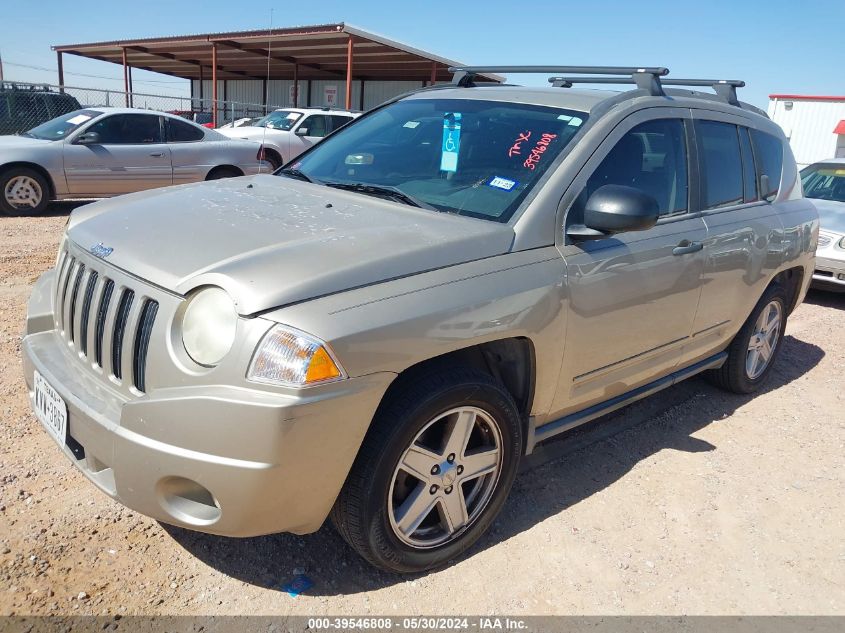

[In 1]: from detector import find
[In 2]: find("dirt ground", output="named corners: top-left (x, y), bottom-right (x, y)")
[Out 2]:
top-left (0, 204), bottom-right (843, 616)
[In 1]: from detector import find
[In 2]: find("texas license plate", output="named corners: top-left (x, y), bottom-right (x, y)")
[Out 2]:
top-left (33, 370), bottom-right (67, 445)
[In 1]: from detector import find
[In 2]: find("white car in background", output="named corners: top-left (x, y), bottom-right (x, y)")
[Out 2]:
top-left (218, 108), bottom-right (360, 169)
top-left (0, 107), bottom-right (271, 216)
top-left (217, 117), bottom-right (257, 129)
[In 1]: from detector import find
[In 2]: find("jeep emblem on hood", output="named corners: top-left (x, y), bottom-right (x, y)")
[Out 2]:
top-left (89, 242), bottom-right (114, 259)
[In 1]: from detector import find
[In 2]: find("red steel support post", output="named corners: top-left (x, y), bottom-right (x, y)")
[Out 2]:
top-left (56, 52), bottom-right (65, 91)
top-left (345, 36), bottom-right (354, 110)
top-left (122, 48), bottom-right (129, 107)
top-left (211, 43), bottom-right (218, 127)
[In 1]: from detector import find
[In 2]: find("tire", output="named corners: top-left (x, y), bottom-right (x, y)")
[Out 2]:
top-left (206, 167), bottom-right (241, 181)
top-left (705, 284), bottom-right (788, 394)
top-left (0, 167), bottom-right (50, 216)
top-left (331, 367), bottom-right (523, 573)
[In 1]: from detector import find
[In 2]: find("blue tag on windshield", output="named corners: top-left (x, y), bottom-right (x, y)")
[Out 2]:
top-left (440, 113), bottom-right (462, 172)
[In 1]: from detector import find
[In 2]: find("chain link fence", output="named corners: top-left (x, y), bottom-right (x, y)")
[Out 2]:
top-left (1, 81), bottom-right (281, 135)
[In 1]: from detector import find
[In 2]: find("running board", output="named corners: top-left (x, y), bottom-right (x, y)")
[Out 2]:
top-left (526, 352), bottom-right (728, 453)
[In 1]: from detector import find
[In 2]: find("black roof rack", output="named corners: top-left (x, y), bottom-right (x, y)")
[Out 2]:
top-left (548, 75), bottom-right (746, 106)
top-left (449, 66), bottom-right (669, 95)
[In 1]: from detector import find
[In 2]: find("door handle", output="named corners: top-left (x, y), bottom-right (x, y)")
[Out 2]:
top-left (673, 240), bottom-right (704, 256)
top-left (149, 152), bottom-right (165, 157)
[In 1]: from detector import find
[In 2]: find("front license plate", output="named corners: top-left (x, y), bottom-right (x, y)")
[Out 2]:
top-left (33, 370), bottom-right (67, 446)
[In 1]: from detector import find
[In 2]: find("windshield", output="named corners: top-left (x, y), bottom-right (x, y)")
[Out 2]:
top-left (24, 109), bottom-right (102, 141)
top-left (284, 99), bottom-right (587, 223)
top-left (801, 164), bottom-right (845, 202)
top-left (251, 110), bottom-right (302, 130)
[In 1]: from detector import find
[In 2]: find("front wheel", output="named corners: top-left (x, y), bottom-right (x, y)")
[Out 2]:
top-left (331, 368), bottom-right (523, 573)
top-left (0, 167), bottom-right (50, 216)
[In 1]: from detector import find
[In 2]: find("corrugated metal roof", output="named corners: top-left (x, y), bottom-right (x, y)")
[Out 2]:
top-left (52, 23), bottom-right (503, 83)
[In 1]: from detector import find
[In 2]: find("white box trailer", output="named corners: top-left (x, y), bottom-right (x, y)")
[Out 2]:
top-left (768, 94), bottom-right (845, 169)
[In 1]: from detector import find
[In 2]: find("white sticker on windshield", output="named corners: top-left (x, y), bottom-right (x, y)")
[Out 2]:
top-left (66, 114), bottom-right (92, 125)
top-left (286, 112), bottom-right (300, 120)
top-left (487, 176), bottom-right (518, 191)
top-left (557, 114), bottom-right (572, 122)
top-left (403, 121), bottom-right (420, 128)
top-left (567, 116), bottom-right (583, 127)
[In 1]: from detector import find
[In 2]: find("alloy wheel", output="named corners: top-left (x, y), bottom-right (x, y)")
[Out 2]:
top-left (388, 406), bottom-right (503, 549)
top-left (4, 175), bottom-right (43, 210)
top-left (745, 300), bottom-right (782, 380)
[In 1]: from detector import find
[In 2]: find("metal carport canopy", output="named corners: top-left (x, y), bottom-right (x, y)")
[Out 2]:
top-left (52, 23), bottom-right (503, 116)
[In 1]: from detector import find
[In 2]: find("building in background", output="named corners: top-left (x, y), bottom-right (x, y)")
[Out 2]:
top-left (769, 94), bottom-right (845, 169)
top-left (52, 23), bottom-right (501, 126)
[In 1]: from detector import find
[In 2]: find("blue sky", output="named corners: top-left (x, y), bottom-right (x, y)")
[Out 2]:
top-left (0, 0), bottom-right (841, 108)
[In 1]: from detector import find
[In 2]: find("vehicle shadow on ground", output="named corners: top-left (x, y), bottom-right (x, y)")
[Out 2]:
top-left (163, 334), bottom-right (824, 596)
top-left (804, 288), bottom-right (845, 309)
top-left (40, 200), bottom-right (95, 217)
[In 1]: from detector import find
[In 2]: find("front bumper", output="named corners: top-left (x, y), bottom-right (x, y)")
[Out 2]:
top-left (22, 270), bottom-right (394, 537)
top-left (812, 254), bottom-right (845, 291)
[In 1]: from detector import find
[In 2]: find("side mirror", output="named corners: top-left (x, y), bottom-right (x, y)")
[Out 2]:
top-left (568, 184), bottom-right (659, 240)
top-left (75, 131), bottom-right (100, 145)
top-left (295, 126), bottom-right (309, 136)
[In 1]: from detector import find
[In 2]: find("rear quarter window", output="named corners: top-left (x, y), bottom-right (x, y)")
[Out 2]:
top-left (751, 130), bottom-right (784, 201)
top-left (167, 118), bottom-right (205, 142)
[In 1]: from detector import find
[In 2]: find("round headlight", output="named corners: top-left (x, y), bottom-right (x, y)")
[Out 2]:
top-left (181, 287), bottom-right (238, 366)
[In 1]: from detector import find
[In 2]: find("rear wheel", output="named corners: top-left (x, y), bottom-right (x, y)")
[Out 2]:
top-left (0, 167), bottom-right (50, 216)
top-left (331, 368), bottom-right (522, 573)
top-left (706, 284), bottom-right (788, 394)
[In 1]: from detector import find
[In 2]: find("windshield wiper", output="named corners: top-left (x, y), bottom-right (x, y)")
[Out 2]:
top-left (323, 182), bottom-right (436, 210)
top-left (278, 167), bottom-right (317, 183)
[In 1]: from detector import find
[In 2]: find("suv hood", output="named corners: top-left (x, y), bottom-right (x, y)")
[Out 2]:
top-left (810, 198), bottom-right (845, 234)
top-left (67, 175), bottom-right (515, 315)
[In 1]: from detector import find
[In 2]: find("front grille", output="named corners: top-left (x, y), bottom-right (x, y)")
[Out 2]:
top-left (54, 247), bottom-right (159, 393)
top-left (818, 234), bottom-right (832, 248)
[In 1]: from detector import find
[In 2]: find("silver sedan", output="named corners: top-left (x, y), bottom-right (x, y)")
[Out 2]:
top-left (0, 107), bottom-right (272, 215)
top-left (802, 159), bottom-right (845, 291)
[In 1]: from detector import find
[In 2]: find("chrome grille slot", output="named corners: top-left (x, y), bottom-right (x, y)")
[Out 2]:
top-left (95, 280), bottom-right (115, 368)
top-left (79, 271), bottom-right (98, 356)
top-left (57, 256), bottom-right (76, 333)
top-left (111, 289), bottom-right (135, 381)
top-left (133, 300), bottom-right (159, 393)
top-left (817, 234), bottom-right (832, 248)
top-left (67, 264), bottom-right (86, 344)
top-left (52, 242), bottom-right (173, 398)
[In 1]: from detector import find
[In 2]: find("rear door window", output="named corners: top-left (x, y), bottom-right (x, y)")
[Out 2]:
top-left (696, 120), bottom-right (744, 209)
top-left (329, 115), bottom-right (354, 132)
top-left (751, 129), bottom-right (784, 201)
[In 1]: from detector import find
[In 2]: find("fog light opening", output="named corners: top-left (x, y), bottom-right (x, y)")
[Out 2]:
top-left (156, 476), bottom-right (221, 526)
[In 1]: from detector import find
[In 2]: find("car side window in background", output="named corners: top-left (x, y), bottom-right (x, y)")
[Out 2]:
top-left (697, 120), bottom-right (743, 209)
top-left (579, 118), bottom-right (688, 217)
top-left (739, 127), bottom-right (759, 203)
top-left (302, 115), bottom-right (329, 138)
top-left (87, 114), bottom-right (163, 144)
top-left (167, 118), bottom-right (205, 142)
top-left (329, 115), bottom-right (353, 132)
top-left (751, 129), bottom-right (784, 201)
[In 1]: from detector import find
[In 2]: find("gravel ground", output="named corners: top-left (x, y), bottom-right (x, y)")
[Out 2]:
top-left (1, 204), bottom-right (843, 616)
